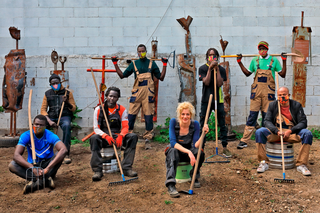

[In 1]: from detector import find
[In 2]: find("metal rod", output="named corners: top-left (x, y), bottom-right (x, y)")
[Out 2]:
top-left (14, 112), bottom-right (16, 136)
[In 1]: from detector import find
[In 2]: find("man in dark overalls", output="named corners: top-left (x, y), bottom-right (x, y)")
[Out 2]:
top-left (41, 74), bottom-right (76, 164)
top-left (90, 87), bottom-right (138, 181)
top-left (236, 41), bottom-right (287, 149)
top-left (112, 44), bottom-right (167, 149)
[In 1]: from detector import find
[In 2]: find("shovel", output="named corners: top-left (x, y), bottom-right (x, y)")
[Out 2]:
top-left (179, 94), bottom-right (213, 195)
top-left (220, 48), bottom-right (305, 63)
top-left (26, 89), bottom-right (45, 192)
top-left (90, 68), bottom-right (138, 185)
top-left (273, 73), bottom-right (294, 184)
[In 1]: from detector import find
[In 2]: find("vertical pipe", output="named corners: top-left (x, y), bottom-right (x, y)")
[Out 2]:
top-left (301, 11), bottom-right (304, 27)
top-left (14, 112), bottom-right (16, 136)
top-left (101, 55), bottom-right (106, 103)
top-left (10, 112), bottom-right (13, 136)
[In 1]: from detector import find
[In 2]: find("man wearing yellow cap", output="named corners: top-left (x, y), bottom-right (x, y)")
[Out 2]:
top-left (112, 44), bottom-right (167, 149)
top-left (236, 41), bottom-right (287, 149)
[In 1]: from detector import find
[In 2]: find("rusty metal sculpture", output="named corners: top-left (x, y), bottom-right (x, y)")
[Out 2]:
top-left (2, 27), bottom-right (26, 137)
top-left (291, 11), bottom-right (312, 107)
top-left (50, 50), bottom-right (70, 88)
top-left (177, 16), bottom-right (197, 108)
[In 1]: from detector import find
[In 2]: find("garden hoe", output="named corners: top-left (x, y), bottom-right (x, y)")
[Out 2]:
top-left (273, 73), bottom-right (294, 184)
top-left (54, 85), bottom-right (69, 135)
top-left (179, 94), bottom-right (213, 195)
top-left (205, 67), bottom-right (230, 164)
top-left (220, 48), bottom-right (305, 63)
top-left (90, 68), bottom-right (138, 186)
top-left (26, 89), bottom-right (45, 192)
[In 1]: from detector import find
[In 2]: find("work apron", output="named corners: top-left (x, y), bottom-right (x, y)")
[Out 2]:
top-left (128, 60), bottom-right (155, 139)
top-left (242, 57), bottom-right (276, 143)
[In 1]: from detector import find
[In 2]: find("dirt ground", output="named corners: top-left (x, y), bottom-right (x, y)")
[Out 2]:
top-left (0, 138), bottom-right (319, 213)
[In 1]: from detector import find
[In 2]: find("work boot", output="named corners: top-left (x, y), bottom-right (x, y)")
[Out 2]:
top-left (45, 177), bottom-right (55, 189)
top-left (123, 169), bottom-right (138, 177)
top-left (145, 139), bottom-right (151, 150)
top-left (22, 180), bottom-right (39, 194)
top-left (237, 141), bottom-right (248, 149)
top-left (63, 155), bottom-right (72, 164)
top-left (194, 179), bottom-right (201, 188)
top-left (222, 148), bottom-right (232, 158)
top-left (167, 183), bottom-right (180, 198)
top-left (92, 172), bottom-right (103, 181)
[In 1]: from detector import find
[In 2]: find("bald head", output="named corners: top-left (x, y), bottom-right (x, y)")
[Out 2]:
top-left (278, 87), bottom-right (289, 95)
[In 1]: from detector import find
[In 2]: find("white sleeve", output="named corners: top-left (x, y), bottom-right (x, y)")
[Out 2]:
top-left (93, 106), bottom-right (105, 136)
top-left (121, 109), bottom-right (128, 122)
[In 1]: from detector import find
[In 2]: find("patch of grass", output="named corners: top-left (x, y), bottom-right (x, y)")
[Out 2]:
top-left (309, 128), bottom-right (320, 140)
top-left (206, 113), bottom-right (220, 141)
top-left (54, 206), bottom-right (60, 209)
top-left (154, 117), bottom-right (170, 143)
top-left (164, 200), bottom-right (173, 205)
top-left (0, 106), bottom-right (4, 113)
top-left (270, 199), bottom-right (275, 203)
top-left (71, 137), bottom-right (90, 147)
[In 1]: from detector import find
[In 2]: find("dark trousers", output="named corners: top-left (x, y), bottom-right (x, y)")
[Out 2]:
top-left (90, 133), bottom-right (138, 172)
top-left (165, 147), bottom-right (205, 187)
top-left (8, 154), bottom-right (62, 182)
top-left (200, 102), bottom-right (228, 147)
top-left (51, 116), bottom-right (72, 155)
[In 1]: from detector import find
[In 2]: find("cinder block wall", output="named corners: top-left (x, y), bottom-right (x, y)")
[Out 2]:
top-left (1, 0), bottom-right (320, 135)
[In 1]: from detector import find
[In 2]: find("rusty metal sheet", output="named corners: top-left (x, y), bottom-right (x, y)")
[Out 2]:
top-left (294, 40), bottom-right (309, 64)
top-left (292, 64), bottom-right (307, 107)
top-left (220, 62), bottom-right (231, 125)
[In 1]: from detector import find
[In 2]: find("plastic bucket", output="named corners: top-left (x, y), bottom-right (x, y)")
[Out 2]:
top-left (175, 162), bottom-right (192, 183)
top-left (266, 142), bottom-right (294, 169)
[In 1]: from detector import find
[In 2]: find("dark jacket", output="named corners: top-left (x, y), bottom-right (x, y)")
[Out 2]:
top-left (264, 99), bottom-right (307, 134)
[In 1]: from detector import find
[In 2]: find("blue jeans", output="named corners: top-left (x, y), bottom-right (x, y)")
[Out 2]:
top-left (51, 116), bottom-right (72, 155)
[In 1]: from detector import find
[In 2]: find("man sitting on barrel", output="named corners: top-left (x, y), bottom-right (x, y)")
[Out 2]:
top-left (8, 115), bottom-right (67, 194)
top-left (90, 86), bottom-right (138, 181)
top-left (255, 87), bottom-right (313, 175)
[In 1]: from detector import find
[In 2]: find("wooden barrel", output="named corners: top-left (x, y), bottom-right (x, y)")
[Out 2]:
top-left (266, 142), bottom-right (294, 169)
top-left (101, 147), bottom-right (121, 173)
top-left (175, 162), bottom-right (192, 183)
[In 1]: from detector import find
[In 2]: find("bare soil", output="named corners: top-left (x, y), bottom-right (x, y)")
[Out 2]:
top-left (0, 139), bottom-right (319, 212)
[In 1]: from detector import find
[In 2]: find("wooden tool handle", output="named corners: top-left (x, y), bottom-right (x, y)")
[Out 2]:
top-left (220, 53), bottom-right (300, 58)
top-left (82, 131), bottom-right (95, 142)
top-left (91, 57), bottom-right (162, 61)
top-left (190, 94), bottom-right (213, 192)
top-left (90, 68), bottom-right (124, 176)
top-left (55, 85), bottom-right (69, 134)
top-left (28, 90), bottom-right (37, 165)
top-left (213, 67), bottom-right (218, 148)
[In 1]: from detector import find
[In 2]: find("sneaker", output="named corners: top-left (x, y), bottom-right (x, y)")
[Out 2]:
top-left (63, 156), bottom-right (72, 164)
top-left (167, 183), bottom-right (180, 198)
top-left (46, 177), bottom-right (55, 189)
top-left (145, 139), bottom-right (151, 150)
top-left (222, 148), bottom-right (232, 158)
top-left (297, 165), bottom-right (311, 176)
top-left (194, 179), bottom-right (201, 188)
top-left (237, 141), bottom-right (248, 149)
top-left (257, 161), bottom-right (269, 173)
top-left (92, 172), bottom-right (103, 181)
top-left (123, 169), bottom-right (138, 177)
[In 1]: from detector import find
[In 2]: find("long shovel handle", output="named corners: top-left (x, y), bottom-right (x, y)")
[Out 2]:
top-left (28, 90), bottom-right (37, 165)
top-left (220, 53), bottom-right (300, 58)
top-left (275, 73), bottom-right (286, 179)
top-left (214, 67), bottom-right (218, 148)
top-left (55, 85), bottom-right (69, 134)
top-left (189, 94), bottom-right (213, 193)
top-left (92, 57), bottom-right (162, 61)
top-left (90, 68), bottom-right (125, 178)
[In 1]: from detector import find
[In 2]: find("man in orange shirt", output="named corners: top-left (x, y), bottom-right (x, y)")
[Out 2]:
top-left (90, 86), bottom-right (138, 181)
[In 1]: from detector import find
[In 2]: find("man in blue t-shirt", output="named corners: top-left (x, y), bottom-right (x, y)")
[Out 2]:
top-left (8, 115), bottom-right (67, 194)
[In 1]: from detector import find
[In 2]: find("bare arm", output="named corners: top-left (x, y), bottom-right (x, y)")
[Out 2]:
top-left (238, 61), bottom-right (252, 77)
top-left (159, 66), bottom-right (167, 81)
top-left (113, 64), bottom-right (124, 79)
top-left (278, 59), bottom-right (287, 78)
top-left (174, 143), bottom-right (196, 166)
top-left (45, 141), bottom-right (67, 171)
top-left (13, 145), bottom-right (34, 169)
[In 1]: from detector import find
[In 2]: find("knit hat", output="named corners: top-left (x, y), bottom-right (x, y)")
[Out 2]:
top-left (258, 41), bottom-right (269, 50)
top-left (49, 73), bottom-right (61, 83)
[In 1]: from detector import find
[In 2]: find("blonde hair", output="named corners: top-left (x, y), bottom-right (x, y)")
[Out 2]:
top-left (176, 102), bottom-right (195, 122)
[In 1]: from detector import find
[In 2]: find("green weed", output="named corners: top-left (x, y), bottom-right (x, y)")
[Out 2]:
top-left (154, 117), bottom-right (170, 143)
top-left (164, 200), bottom-right (173, 205)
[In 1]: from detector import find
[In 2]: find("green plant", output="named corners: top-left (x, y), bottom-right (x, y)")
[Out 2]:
top-left (309, 128), bottom-right (320, 139)
top-left (154, 117), bottom-right (170, 143)
top-left (206, 113), bottom-right (220, 141)
top-left (164, 200), bottom-right (173, 205)
top-left (71, 137), bottom-right (90, 147)
top-left (54, 206), bottom-right (60, 209)
top-left (232, 130), bottom-right (255, 140)
top-left (71, 106), bottom-right (82, 129)
top-left (0, 106), bottom-right (4, 113)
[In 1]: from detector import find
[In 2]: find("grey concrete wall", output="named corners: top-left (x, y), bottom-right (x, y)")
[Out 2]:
top-left (1, 0), bottom-right (320, 134)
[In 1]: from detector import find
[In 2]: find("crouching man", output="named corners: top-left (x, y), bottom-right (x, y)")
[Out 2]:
top-left (255, 87), bottom-right (313, 176)
top-left (90, 86), bottom-right (138, 181)
top-left (8, 115), bottom-right (67, 194)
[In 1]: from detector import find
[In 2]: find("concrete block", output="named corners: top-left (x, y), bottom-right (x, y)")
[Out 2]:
top-left (49, 8), bottom-right (74, 17)
top-left (220, 26), bottom-right (244, 37)
top-left (230, 76), bottom-right (247, 86)
top-left (25, 27), bottom-right (50, 37)
top-left (13, 18), bottom-right (38, 27)
top-left (136, 0), bottom-right (162, 7)
top-left (123, 7), bottom-right (149, 17)
top-left (220, 7), bottom-right (243, 17)
top-left (19, 37), bottom-right (39, 48)
top-left (63, 18), bottom-right (88, 27)
top-left (307, 75), bottom-right (320, 86)
top-left (232, 96), bottom-right (246, 106)
top-left (112, 36), bottom-right (138, 48)
top-left (233, 0), bottom-right (257, 6)
top-left (74, 8), bottom-right (99, 17)
top-left (113, 17), bottom-right (137, 27)
top-left (39, 37), bottom-right (64, 48)
top-left (87, 18), bottom-right (113, 27)
top-left (99, 27), bottom-right (123, 37)
top-left (312, 106), bottom-right (320, 116)
top-left (136, 17), bottom-right (162, 27)
top-left (75, 27), bottom-right (100, 37)
top-left (146, 7), bottom-right (168, 17)
top-left (98, 7), bottom-right (122, 17)
top-left (39, 18), bottom-right (64, 27)
top-left (314, 86), bottom-right (320, 96)
top-left (24, 47), bottom-right (54, 57)
top-left (235, 85), bottom-right (251, 96)
top-left (0, 117), bottom-right (9, 129)
top-left (307, 115), bottom-right (320, 126)
top-left (192, 17), bottom-right (219, 27)
top-left (49, 27), bottom-right (75, 37)
top-left (0, 8), bottom-right (23, 18)
top-left (243, 7), bottom-right (268, 17)
top-left (267, 7), bottom-right (291, 17)
top-left (64, 0), bottom-right (89, 7)
top-left (306, 96), bottom-right (320, 107)
top-left (64, 37), bottom-right (88, 47)
top-left (38, 0), bottom-right (64, 7)
top-left (0, 17), bottom-right (13, 27)
top-left (123, 27), bottom-right (148, 37)
top-left (24, 8), bottom-right (51, 17)
top-left (26, 57), bottom-right (47, 68)
top-left (306, 85), bottom-right (313, 96)
top-left (256, 0), bottom-right (281, 7)
top-left (233, 16), bottom-right (258, 27)
top-left (73, 47), bottom-right (100, 55)
top-left (304, 105), bottom-right (312, 116)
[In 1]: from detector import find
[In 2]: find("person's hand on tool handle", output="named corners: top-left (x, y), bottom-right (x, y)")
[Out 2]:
top-left (115, 135), bottom-right (123, 148)
top-left (282, 129), bottom-right (292, 140)
top-left (111, 56), bottom-right (119, 65)
top-left (62, 95), bottom-right (72, 108)
top-left (48, 119), bottom-right (57, 128)
top-left (188, 151), bottom-right (196, 166)
top-left (209, 60), bottom-right (218, 70)
top-left (161, 57), bottom-right (168, 67)
top-left (237, 54), bottom-right (243, 63)
top-left (203, 124), bottom-right (209, 135)
top-left (102, 133), bottom-right (116, 146)
top-left (281, 52), bottom-right (287, 61)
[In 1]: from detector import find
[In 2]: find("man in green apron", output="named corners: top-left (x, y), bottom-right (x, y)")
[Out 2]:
top-left (112, 44), bottom-right (167, 149)
top-left (236, 41), bottom-right (287, 149)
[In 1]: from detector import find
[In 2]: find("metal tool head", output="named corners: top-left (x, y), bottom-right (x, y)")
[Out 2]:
top-left (26, 166), bottom-right (45, 193)
top-left (291, 48), bottom-right (305, 63)
top-left (108, 176), bottom-right (138, 186)
top-left (179, 190), bottom-right (193, 195)
top-left (176, 16), bottom-right (193, 33)
top-left (9, 26), bottom-right (20, 40)
top-left (168, 50), bottom-right (176, 69)
top-left (274, 178), bottom-right (295, 184)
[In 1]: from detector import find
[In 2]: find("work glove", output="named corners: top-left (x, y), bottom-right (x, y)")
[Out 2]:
top-left (115, 135), bottom-right (123, 148)
top-left (161, 57), bottom-right (168, 66)
top-left (111, 56), bottom-right (119, 65)
top-left (102, 133), bottom-right (115, 146)
top-left (237, 54), bottom-right (242, 63)
top-left (281, 52), bottom-right (287, 61)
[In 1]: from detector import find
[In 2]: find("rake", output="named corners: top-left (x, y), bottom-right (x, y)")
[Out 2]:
top-left (90, 68), bottom-right (138, 185)
top-left (205, 67), bottom-right (230, 164)
top-left (26, 89), bottom-right (45, 192)
top-left (273, 73), bottom-right (294, 184)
